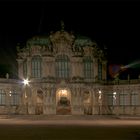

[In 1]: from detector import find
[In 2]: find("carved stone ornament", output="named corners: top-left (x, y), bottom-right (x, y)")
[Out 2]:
top-left (30, 45), bottom-right (41, 55)
top-left (50, 31), bottom-right (75, 53)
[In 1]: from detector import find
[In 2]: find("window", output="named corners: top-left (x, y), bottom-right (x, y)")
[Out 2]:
top-left (0, 89), bottom-right (6, 105)
top-left (83, 56), bottom-right (93, 79)
top-left (98, 60), bottom-right (102, 80)
top-left (131, 93), bottom-right (139, 105)
top-left (56, 55), bottom-right (69, 79)
top-left (119, 93), bottom-right (129, 105)
top-left (31, 56), bottom-right (42, 78)
top-left (107, 94), bottom-right (113, 105)
top-left (10, 91), bottom-right (20, 106)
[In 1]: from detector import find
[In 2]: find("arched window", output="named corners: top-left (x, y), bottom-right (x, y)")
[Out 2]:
top-left (83, 56), bottom-right (93, 79)
top-left (56, 55), bottom-right (69, 79)
top-left (98, 60), bottom-right (102, 80)
top-left (31, 56), bottom-right (42, 78)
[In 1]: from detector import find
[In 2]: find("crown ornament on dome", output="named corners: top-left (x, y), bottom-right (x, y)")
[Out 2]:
top-left (49, 21), bottom-right (75, 53)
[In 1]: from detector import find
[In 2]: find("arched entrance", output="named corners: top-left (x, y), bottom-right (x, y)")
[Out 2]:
top-left (35, 90), bottom-right (43, 115)
top-left (83, 91), bottom-right (92, 115)
top-left (56, 89), bottom-right (71, 115)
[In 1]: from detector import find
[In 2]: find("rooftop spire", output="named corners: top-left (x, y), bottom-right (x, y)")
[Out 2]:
top-left (38, 8), bottom-right (44, 34)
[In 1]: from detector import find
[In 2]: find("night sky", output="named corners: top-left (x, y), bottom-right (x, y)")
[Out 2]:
top-left (0, 0), bottom-right (140, 79)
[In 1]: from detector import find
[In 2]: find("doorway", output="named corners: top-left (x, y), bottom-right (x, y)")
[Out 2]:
top-left (83, 91), bottom-right (92, 115)
top-left (36, 90), bottom-right (43, 115)
top-left (56, 89), bottom-right (71, 115)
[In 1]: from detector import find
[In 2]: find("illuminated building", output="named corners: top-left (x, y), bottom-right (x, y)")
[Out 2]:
top-left (0, 25), bottom-right (140, 115)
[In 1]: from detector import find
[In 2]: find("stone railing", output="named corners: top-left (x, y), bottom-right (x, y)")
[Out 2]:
top-left (0, 78), bottom-right (22, 85)
top-left (100, 79), bottom-right (140, 85)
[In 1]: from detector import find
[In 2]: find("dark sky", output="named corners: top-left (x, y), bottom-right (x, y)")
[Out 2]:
top-left (0, 0), bottom-right (140, 78)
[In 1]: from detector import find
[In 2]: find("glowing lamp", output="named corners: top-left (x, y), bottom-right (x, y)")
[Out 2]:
top-left (113, 92), bottom-right (116, 95)
top-left (99, 90), bottom-right (102, 94)
top-left (61, 90), bottom-right (67, 97)
top-left (23, 79), bottom-right (29, 85)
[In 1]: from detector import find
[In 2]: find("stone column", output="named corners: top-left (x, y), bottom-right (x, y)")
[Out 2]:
top-left (17, 59), bottom-right (23, 79)
top-left (42, 57), bottom-right (47, 77)
top-left (93, 59), bottom-right (98, 82)
top-left (27, 57), bottom-right (31, 78)
top-left (102, 61), bottom-right (107, 80)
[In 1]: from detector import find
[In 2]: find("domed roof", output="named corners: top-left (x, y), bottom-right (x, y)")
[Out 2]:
top-left (74, 35), bottom-right (96, 47)
top-left (27, 36), bottom-right (51, 46)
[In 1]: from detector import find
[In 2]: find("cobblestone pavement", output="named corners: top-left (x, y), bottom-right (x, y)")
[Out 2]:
top-left (0, 115), bottom-right (140, 126)
top-left (0, 115), bottom-right (140, 140)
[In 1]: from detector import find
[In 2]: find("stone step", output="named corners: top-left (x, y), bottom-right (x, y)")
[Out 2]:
top-left (0, 114), bottom-right (118, 120)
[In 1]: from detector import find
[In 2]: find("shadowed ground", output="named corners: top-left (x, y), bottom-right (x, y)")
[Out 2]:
top-left (0, 115), bottom-right (140, 140)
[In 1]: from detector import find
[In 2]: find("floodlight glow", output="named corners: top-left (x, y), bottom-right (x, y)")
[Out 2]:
top-left (98, 90), bottom-right (102, 100)
top-left (61, 89), bottom-right (67, 97)
top-left (113, 92), bottom-right (116, 95)
top-left (9, 91), bottom-right (12, 96)
top-left (23, 79), bottom-right (29, 85)
top-left (99, 90), bottom-right (102, 94)
top-left (25, 94), bottom-right (27, 98)
top-left (113, 92), bottom-right (117, 100)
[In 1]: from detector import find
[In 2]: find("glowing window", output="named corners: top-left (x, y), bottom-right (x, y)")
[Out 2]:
top-left (56, 55), bottom-right (69, 79)
top-left (31, 56), bottom-right (42, 78)
top-left (83, 56), bottom-right (93, 79)
top-left (0, 89), bottom-right (6, 105)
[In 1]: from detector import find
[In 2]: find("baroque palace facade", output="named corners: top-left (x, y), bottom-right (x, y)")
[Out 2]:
top-left (0, 27), bottom-right (140, 115)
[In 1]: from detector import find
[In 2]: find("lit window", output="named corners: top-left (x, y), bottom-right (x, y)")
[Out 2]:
top-left (10, 91), bottom-right (20, 106)
top-left (56, 55), bottom-right (69, 79)
top-left (0, 89), bottom-right (6, 105)
top-left (131, 93), bottom-right (139, 105)
top-left (83, 56), bottom-right (93, 79)
top-left (31, 56), bottom-right (42, 78)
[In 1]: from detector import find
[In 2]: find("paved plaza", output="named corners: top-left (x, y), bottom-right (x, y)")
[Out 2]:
top-left (0, 115), bottom-right (140, 140)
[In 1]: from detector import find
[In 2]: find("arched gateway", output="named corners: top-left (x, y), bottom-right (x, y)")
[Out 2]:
top-left (35, 90), bottom-right (43, 115)
top-left (56, 88), bottom-right (71, 115)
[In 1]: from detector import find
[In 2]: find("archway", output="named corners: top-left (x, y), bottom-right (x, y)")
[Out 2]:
top-left (56, 89), bottom-right (71, 115)
top-left (35, 90), bottom-right (43, 115)
top-left (83, 91), bottom-right (92, 115)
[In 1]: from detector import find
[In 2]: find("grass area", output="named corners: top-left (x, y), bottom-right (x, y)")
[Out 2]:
top-left (0, 125), bottom-right (140, 140)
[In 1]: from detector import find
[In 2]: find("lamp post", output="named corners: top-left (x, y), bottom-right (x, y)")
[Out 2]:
top-left (98, 90), bottom-right (102, 115)
top-left (23, 79), bottom-right (29, 114)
